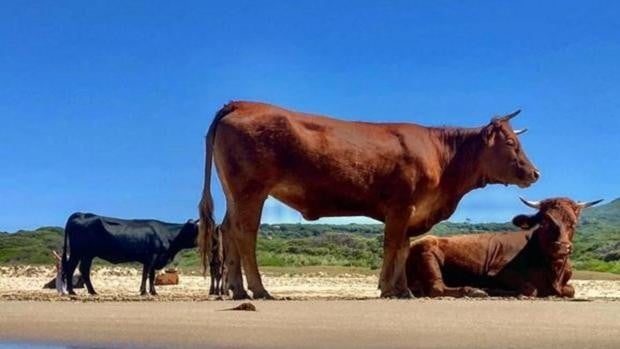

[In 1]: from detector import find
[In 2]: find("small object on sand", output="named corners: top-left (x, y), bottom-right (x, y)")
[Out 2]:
top-left (227, 302), bottom-right (256, 311)
top-left (154, 269), bottom-right (179, 286)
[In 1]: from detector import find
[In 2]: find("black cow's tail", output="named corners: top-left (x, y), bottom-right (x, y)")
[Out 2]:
top-left (58, 216), bottom-right (71, 294)
top-left (198, 102), bottom-right (237, 277)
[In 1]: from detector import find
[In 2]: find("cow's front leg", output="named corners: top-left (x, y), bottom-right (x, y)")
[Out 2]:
top-left (139, 264), bottom-right (148, 296)
top-left (379, 207), bottom-right (414, 298)
top-left (148, 267), bottom-right (158, 296)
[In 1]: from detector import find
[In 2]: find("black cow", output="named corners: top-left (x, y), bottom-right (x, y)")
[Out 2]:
top-left (61, 212), bottom-right (198, 296)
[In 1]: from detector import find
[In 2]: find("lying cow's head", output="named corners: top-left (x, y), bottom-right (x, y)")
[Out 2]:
top-left (478, 110), bottom-right (540, 188)
top-left (512, 197), bottom-right (602, 259)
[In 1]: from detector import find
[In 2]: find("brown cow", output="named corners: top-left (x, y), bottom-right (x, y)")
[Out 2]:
top-left (406, 197), bottom-right (602, 298)
top-left (198, 101), bottom-right (539, 299)
top-left (154, 268), bottom-right (179, 286)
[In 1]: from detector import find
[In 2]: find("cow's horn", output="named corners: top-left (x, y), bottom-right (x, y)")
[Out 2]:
top-left (577, 199), bottom-right (604, 208)
top-left (502, 109), bottom-right (521, 121)
top-left (519, 196), bottom-right (541, 209)
top-left (514, 128), bottom-right (528, 135)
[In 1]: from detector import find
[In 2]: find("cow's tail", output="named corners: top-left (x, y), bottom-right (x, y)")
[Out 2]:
top-left (198, 102), bottom-right (237, 277)
top-left (58, 217), bottom-right (71, 295)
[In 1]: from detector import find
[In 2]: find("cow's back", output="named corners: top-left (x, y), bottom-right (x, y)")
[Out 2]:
top-left (407, 232), bottom-right (531, 290)
top-left (213, 101), bottom-right (437, 220)
top-left (65, 213), bottom-right (176, 264)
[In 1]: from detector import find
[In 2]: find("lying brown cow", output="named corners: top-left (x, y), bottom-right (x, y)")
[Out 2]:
top-left (406, 197), bottom-right (602, 298)
top-left (154, 268), bottom-right (179, 286)
top-left (198, 101), bottom-right (539, 299)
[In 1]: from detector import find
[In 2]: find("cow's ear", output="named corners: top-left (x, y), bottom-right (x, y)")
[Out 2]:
top-left (512, 214), bottom-right (540, 229)
top-left (482, 123), bottom-right (496, 147)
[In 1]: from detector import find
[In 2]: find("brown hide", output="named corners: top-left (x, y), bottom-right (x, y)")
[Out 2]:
top-left (406, 197), bottom-right (599, 298)
top-left (198, 101), bottom-right (539, 298)
top-left (154, 270), bottom-right (179, 286)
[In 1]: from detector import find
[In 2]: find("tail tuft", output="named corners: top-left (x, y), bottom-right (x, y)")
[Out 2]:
top-left (197, 103), bottom-right (236, 276)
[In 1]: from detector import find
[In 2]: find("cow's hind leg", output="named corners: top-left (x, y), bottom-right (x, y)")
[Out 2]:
top-left (220, 214), bottom-right (249, 300)
top-left (63, 255), bottom-right (80, 295)
top-left (229, 195), bottom-right (272, 300)
top-left (209, 274), bottom-right (216, 295)
top-left (416, 250), bottom-right (487, 298)
top-left (78, 257), bottom-right (97, 295)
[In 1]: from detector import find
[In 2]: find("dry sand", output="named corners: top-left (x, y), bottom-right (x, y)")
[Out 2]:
top-left (1, 300), bottom-right (620, 349)
top-left (1, 265), bottom-right (620, 301)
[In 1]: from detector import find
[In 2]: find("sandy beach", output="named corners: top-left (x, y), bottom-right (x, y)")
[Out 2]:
top-left (1, 265), bottom-right (620, 301)
top-left (1, 266), bottom-right (619, 348)
top-left (1, 300), bottom-right (620, 349)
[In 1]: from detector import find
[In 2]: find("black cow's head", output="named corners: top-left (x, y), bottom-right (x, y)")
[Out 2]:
top-left (512, 197), bottom-right (602, 259)
top-left (478, 110), bottom-right (540, 188)
top-left (176, 219), bottom-right (199, 250)
top-left (155, 220), bottom-right (199, 269)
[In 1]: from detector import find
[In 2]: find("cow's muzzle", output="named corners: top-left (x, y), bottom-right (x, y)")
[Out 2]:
top-left (553, 242), bottom-right (572, 257)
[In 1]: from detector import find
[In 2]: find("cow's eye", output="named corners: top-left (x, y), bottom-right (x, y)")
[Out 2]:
top-left (506, 139), bottom-right (516, 146)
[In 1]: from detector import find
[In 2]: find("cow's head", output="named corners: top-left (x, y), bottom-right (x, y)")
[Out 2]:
top-left (512, 197), bottom-right (602, 259)
top-left (175, 219), bottom-right (200, 250)
top-left (478, 110), bottom-right (539, 188)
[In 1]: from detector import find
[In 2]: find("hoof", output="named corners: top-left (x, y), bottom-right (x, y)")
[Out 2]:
top-left (381, 289), bottom-right (414, 299)
top-left (140, 291), bottom-right (148, 296)
top-left (232, 290), bottom-right (251, 300)
top-left (252, 290), bottom-right (275, 300)
top-left (466, 288), bottom-right (488, 298)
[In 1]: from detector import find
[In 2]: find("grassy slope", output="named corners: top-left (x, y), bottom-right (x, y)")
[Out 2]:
top-left (1, 199), bottom-right (619, 273)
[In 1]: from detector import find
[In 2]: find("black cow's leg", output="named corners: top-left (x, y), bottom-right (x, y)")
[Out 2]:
top-left (139, 264), bottom-right (148, 296)
top-left (148, 267), bottom-right (157, 296)
top-left (64, 255), bottom-right (80, 295)
top-left (78, 257), bottom-right (97, 295)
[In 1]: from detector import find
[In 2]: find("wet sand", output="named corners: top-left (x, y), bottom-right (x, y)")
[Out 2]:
top-left (1, 300), bottom-right (620, 349)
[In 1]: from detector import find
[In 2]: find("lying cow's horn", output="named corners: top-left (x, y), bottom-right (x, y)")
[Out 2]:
top-left (519, 196), bottom-right (541, 209)
top-left (514, 128), bottom-right (528, 135)
top-left (577, 199), bottom-right (604, 208)
top-left (501, 109), bottom-right (521, 121)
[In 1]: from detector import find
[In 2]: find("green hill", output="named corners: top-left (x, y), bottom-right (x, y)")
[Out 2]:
top-left (1, 199), bottom-right (619, 273)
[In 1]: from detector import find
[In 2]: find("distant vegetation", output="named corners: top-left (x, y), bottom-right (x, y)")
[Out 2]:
top-left (1, 199), bottom-right (619, 274)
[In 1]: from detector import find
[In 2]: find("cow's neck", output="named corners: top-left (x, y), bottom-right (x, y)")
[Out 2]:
top-left (435, 127), bottom-right (489, 200)
top-left (405, 128), bottom-right (489, 233)
top-left (530, 229), bottom-right (571, 293)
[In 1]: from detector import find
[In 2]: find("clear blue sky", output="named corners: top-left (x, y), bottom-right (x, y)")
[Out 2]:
top-left (1, 1), bottom-right (618, 232)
